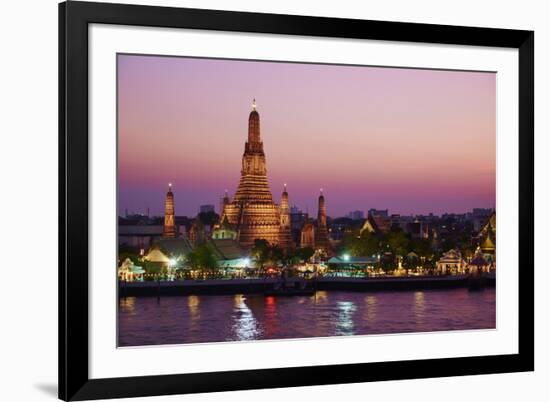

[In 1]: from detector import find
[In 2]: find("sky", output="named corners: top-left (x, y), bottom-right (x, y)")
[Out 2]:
top-left (118, 54), bottom-right (496, 218)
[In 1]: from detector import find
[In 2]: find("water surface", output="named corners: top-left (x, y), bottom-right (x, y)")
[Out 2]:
top-left (118, 288), bottom-right (495, 346)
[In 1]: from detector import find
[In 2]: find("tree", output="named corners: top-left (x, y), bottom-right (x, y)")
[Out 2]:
top-left (387, 230), bottom-right (409, 257)
top-left (252, 239), bottom-right (271, 268)
top-left (296, 247), bottom-right (314, 262)
top-left (187, 244), bottom-right (218, 274)
top-left (409, 238), bottom-right (431, 258)
top-left (337, 231), bottom-right (379, 257)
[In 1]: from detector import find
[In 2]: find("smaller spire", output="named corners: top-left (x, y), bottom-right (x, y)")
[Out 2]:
top-left (224, 189), bottom-right (229, 197)
top-left (168, 182), bottom-right (172, 191)
top-left (320, 188), bottom-right (324, 195)
top-left (252, 98), bottom-right (256, 111)
top-left (283, 183), bottom-right (287, 192)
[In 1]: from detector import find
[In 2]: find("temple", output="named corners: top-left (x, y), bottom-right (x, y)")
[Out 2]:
top-left (278, 184), bottom-right (293, 249)
top-left (219, 100), bottom-right (293, 249)
top-left (162, 183), bottom-right (176, 238)
top-left (314, 189), bottom-right (331, 252)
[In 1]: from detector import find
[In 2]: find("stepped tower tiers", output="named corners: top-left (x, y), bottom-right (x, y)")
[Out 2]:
top-left (278, 184), bottom-right (294, 249)
top-left (162, 183), bottom-right (176, 238)
top-left (314, 189), bottom-right (331, 251)
top-left (220, 100), bottom-right (284, 248)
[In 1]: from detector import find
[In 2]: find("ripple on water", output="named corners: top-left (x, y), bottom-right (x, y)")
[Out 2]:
top-left (118, 288), bottom-right (496, 346)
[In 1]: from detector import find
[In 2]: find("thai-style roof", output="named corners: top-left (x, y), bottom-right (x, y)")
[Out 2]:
top-left (118, 258), bottom-right (145, 274)
top-left (210, 238), bottom-right (246, 260)
top-left (406, 251), bottom-right (419, 259)
top-left (480, 235), bottom-right (496, 251)
top-left (155, 237), bottom-right (193, 257)
top-left (361, 214), bottom-right (391, 235)
top-left (437, 249), bottom-right (463, 263)
top-left (144, 248), bottom-right (170, 263)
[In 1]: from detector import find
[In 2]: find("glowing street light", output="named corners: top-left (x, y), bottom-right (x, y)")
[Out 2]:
top-left (342, 254), bottom-right (350, 262)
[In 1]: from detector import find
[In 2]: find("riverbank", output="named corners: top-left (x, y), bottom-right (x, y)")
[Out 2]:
top-left (118, 274), bottom-right (495, 297)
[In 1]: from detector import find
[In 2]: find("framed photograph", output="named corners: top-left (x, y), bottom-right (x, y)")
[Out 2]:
top-left (59, 1), bottom-right (534, 400)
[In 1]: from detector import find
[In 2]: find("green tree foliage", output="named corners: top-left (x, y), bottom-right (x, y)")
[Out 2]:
top-left (408, 238), bottom-right (431, 258)
top-left (386, 230), bottom-right (409, 256)
top-left (296, 247), bottom-right (315, 262)
top-left (252, 239), bottom-right (271, 268)
top-left (251, 239), bottom-right (288, 267)
top-left (187, 244), bottom-right (218, 271)
top-left (338, 231), bottom-right (379, 257)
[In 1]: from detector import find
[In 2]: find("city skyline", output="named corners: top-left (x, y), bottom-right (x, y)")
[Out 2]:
top-left (118, 55), bottom-right (496, 217)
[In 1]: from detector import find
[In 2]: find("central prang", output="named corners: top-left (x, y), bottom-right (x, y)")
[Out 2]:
top-left (218, 100), bottom-right (293, 249)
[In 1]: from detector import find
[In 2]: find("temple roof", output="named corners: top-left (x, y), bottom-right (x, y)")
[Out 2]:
top-left (361, 214), bottom-right (391, 235)
top-left (210, 238), bottom-right (246, 260)
top-left (154, 237), bottom-right (193, 257)
top-left (144, 248), bottom-right (170, 263)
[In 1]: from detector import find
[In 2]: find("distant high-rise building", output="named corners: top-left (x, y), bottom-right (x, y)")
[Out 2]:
top-left (368, 208), bottom-right (389, 218)
top-left (162, 183), bottom-right (176, 238)
top-left (347, 210), bottom-right (365, 220)
top-left (199, 204), bottom-right (215, 214)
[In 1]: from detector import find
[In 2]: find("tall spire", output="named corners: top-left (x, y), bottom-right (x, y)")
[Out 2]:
top-left (162, 183), bottom-right (176, 238)
top-left (279, 183), bottom-right (293, 249)
top-left (247, 98), bottom-right (261, 146)
top-left (318, 189), bottom-right (326, 227)
top-left (220, 100), bottom-right (280, 248)
top-left (315, 188), bottom-right (331, 252)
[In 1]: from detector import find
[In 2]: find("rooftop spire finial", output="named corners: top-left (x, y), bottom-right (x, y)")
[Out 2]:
top-left (283, 183), bottom-right (287, 192)
top-left (252, 98), bottom-right (256, 111)
top-left (320, 188), bottom-right (324, 195)
top-left (168, 182), bottom-right (172, 190)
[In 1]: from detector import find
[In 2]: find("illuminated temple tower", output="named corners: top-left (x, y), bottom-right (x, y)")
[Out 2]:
top-left (278, 184), bottom-right (294, 249)
top-left (162, 183), bottom-right (176, 238)
top-left (314, 189), bottom-right (331, 251)
top-left (220, 100), bottom-right (285, 248)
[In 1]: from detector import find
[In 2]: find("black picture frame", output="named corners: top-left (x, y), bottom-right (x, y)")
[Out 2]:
top-left (59, 1), bottom-right (534, 400)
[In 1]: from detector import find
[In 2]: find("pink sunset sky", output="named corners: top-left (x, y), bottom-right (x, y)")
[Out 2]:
top-left (118, 54), bottom-right (496, 218)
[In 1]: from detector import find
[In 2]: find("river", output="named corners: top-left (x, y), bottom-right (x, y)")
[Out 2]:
top-left (118, 288), bottom-right (495, 346)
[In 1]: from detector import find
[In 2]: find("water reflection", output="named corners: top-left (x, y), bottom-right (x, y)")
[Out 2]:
top-left (119, 297), bottom-right (135, 314)
top-left (264, 296), bottom-right (277, 337)
top-left (364, 295), bottom-right (377, 323)
top-left (232, 295), bottom-right (261, 341)
top-left (187, 295), bottom-right (200, 321)
top-left (336, 301), bottom-right (357, 336)
top-left (413, 291), bottom-right (425, 325)
top-left (314, 290), bottom-right (328, 304)
top-left (118, 288), bottom-right (496, 346)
